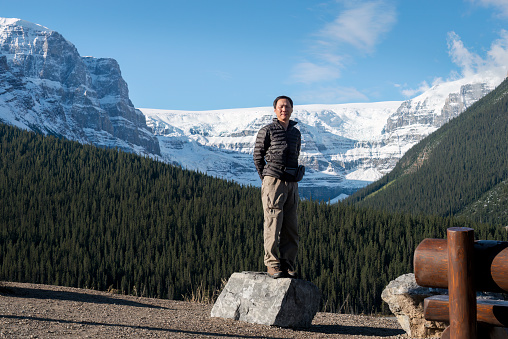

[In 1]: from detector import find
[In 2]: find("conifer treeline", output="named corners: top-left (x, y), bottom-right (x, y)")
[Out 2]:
top-left (0, 123), bottom-right (504, 314)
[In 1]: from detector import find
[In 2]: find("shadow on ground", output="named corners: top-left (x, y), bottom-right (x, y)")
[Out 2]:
top-left (0, 285), bottom-right (169, 310)
top-left (1, 314), bottom-right (286, 339)
top-left (308, 323), bottom-right (405, 337)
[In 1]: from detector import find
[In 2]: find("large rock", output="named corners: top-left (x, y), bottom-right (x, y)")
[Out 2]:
top-left (381, 273), bottom-right (447, 338)
top-left (210, 271), bottom-right (320, 328)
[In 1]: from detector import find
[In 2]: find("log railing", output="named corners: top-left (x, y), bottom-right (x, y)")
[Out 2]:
top-left (414, 227), bottom-right (508, 339)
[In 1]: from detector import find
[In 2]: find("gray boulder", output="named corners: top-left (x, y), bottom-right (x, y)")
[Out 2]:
top-left (210, 271), bottom-right (320, 328)
top-left (381, 273), bottom-right (447, 338)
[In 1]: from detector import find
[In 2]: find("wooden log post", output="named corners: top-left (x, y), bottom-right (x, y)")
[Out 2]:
top-left (447, 227), bottom-right (476, 339)
top-left (415, 239), bottom-right (508, 293)
top-left (415, 230), bottom-right (508, 338)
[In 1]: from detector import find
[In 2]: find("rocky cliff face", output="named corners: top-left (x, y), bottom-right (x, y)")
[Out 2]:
top-left (385, 81), bottom-right (493, 133)
top-left (0, 18), bottom-right (160, 155)
top-left (357, 78), bottom-right (501, 181)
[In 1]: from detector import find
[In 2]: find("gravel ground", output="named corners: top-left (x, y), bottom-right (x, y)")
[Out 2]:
top-left (0, 281), bottom-right (406, 338)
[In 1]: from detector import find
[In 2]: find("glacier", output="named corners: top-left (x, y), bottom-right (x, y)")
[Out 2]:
top-left (141, 71), bottom-right (503, 202)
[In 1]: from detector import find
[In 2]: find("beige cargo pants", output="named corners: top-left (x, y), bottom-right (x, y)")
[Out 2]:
top-left (261, 176), bottom-right (299, 270)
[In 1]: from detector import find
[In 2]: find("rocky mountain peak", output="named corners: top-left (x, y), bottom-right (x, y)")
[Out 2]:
top-left (0, 17), bottom-right (160, 155)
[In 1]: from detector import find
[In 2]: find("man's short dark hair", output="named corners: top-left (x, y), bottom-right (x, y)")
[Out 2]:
top-left (273, 95), bottom-right (293, 108)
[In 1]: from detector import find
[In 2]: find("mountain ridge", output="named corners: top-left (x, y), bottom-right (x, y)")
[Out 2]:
top-left (0, 17), bottom-right (160, 156)
top-left (141, 74), bottom-right (502, 201)
top-left (0, 17), bottom-right (505, 201)
top-left (347, 77), bottom-right (508, 225)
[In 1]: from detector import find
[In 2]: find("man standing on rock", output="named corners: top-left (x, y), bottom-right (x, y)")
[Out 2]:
top-left (253, 95), bottom-right (302, 279)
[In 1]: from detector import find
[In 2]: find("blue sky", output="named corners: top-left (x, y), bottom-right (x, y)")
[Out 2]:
top-left (3, 0), bottom-right (508, 110)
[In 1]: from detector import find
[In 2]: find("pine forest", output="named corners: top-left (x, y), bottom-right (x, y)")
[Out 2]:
top-left (0, 122), bottom-right (505, 314)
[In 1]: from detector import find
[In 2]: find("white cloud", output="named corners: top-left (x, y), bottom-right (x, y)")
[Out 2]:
top-left (447, 31), bottom-right (484, 77)
top-left (401, 81), bottom-right (430, 98)
top-left (487, 29), bottom-right (508, 69)
top-left (469, 0), bottom-right (508, 17)
top-left (447, 30), bottom-right (508, 77)
top-left (292, 62), bottom-right (342, 84)
top-left (400, 30), bottom-right (508, 98)
top-left (319, 1), bottom-right (397, 52)
top-left (209, 70), bottom-right (233, 80)
top-left (400, 78), bottom-right (444, 97)
top-left (292, 0), bottom-right (397, 85)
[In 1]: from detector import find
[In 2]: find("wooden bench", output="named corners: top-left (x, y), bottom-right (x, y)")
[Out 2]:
top-left (414, 227), bottom-right (508, 338)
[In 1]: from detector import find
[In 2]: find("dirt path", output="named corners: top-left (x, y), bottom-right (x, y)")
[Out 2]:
top-left (0, 281), bottom-right (406, 338)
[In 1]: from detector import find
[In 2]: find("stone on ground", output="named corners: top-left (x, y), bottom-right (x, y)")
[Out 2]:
top-left (381, 273), bottom-right (448, 338)
top-left (210, 271), bottom-right (320, 328)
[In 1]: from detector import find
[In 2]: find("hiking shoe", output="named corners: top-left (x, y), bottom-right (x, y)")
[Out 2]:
top-left (267, 266), bottom-right (283, 279)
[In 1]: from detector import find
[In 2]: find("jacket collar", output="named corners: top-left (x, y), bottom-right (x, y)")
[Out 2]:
top-left (273, 118), bottom-right (298, 129)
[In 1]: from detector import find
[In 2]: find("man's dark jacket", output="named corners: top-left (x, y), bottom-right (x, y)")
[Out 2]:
top-left (253, 118), bottom-right (301, 181)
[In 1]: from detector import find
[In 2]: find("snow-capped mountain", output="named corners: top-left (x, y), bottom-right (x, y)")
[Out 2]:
top-left (142, 73), bottom-right (503, 201)
top-left (0, 18), bottom-right (160, 155)
top-left (0, 18), bottom-right (504, 201)
top-left (142, 102), bottom-right (399, 200)
top-left (345, 74), bottom-right (503, 180)
top-left (141, 71), bottom-right (502, 201)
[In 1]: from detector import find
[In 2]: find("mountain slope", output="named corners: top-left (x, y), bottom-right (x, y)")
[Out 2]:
top-left (0, 17), bottom-right (160, 155)
top-left (347, 78), bottom-right (508, 224)
top-left (457, 179), bottom-right (508, 224)
top-left (4, 121), bottom-right (503, 314)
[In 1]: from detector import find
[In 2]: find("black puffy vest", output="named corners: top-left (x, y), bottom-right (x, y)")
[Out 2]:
top-left (253, 118), bottom-right (301, 181)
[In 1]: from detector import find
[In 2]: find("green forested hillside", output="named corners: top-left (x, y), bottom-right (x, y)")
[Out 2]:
top-left (457, 179), bottom-right (508, 224)
top-left (347, 78), bottom-right (508, 225)
top-left (0, 123), bottom-right (504, 314)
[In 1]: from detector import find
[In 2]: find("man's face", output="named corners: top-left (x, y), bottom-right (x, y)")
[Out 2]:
top-left (274, 98), bottom-right (293, 124)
